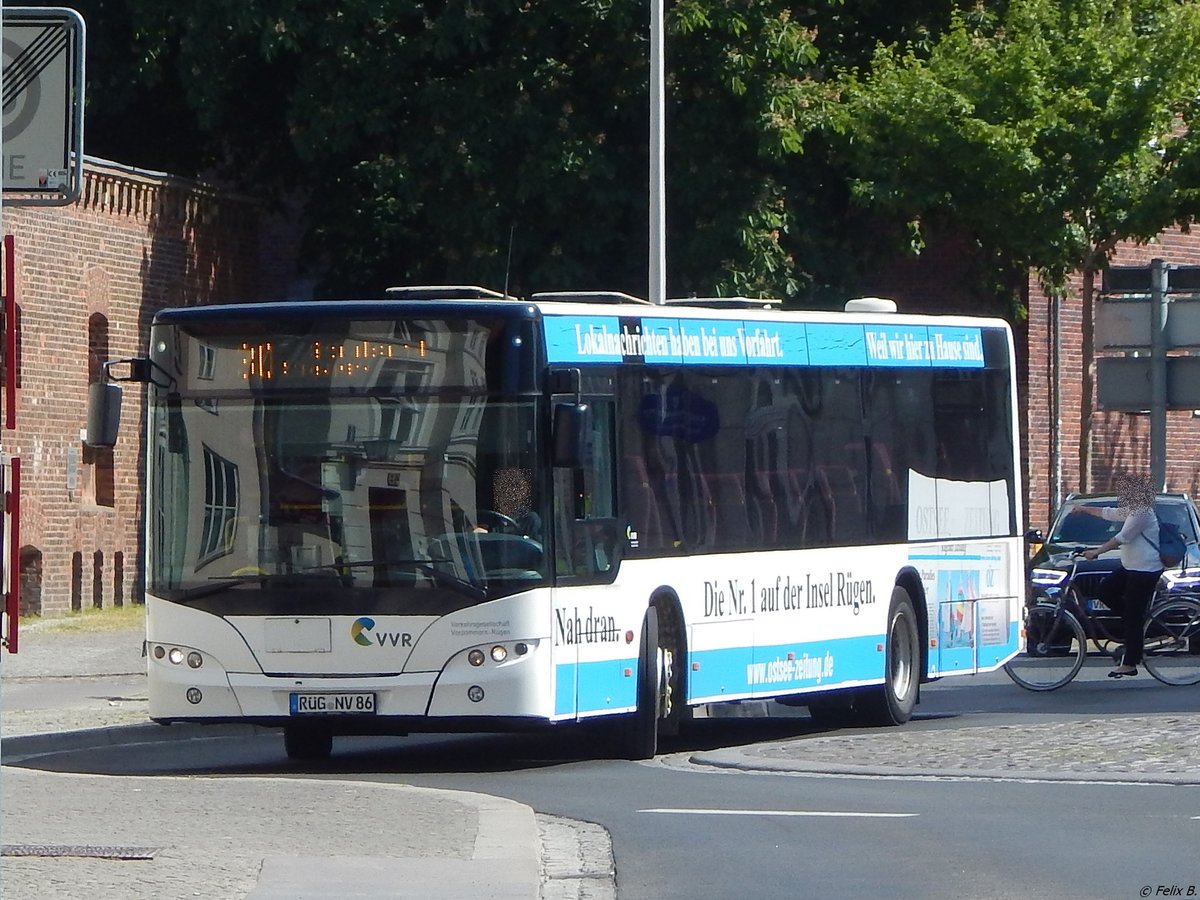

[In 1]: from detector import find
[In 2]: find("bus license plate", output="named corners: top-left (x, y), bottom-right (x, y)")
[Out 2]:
top-left (289, 692), bottom-right (376, 715)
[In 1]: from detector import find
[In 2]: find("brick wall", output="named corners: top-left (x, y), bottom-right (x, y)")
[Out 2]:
top-left (1025, 228), bottom-right (1200, 530)
top-left (2, 157), bottom-right (298, 616)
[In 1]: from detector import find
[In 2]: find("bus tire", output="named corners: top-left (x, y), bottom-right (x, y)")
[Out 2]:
top-left (284, 724), bottom-right (333, 761)
top-left (857, 587), bottom-right (921, 726)
top-left (654, 595), bottom-right (688, 737)
top-left (613, 607), bottom-right (661, 760)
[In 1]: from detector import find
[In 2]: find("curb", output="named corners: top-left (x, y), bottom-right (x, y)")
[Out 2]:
top-left (1, 721), bottom-right (261, 764)
top-left (688, 749), bottom-right (1200, 785)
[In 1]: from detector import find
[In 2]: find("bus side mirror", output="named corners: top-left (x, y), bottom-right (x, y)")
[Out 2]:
top-left (553, 402), bottom-right (589, 468)
top-left (85, 382), bottom-right (122, 448)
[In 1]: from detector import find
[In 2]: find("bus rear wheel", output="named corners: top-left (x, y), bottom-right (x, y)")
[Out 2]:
top-left (856, 588), bottom-right (921, 726)
top-left (284, 724), bottom-right (333, 761)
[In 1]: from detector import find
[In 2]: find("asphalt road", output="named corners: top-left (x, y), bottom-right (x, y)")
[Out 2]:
top-left (16, 668), bottom-right (1200, 900)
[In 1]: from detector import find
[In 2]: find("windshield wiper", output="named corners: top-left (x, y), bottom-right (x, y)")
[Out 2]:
top-left (176, 572), bottom-right (276, 601)
top-left (176, 567), bottom-right (351, 601)
top-left (314, 557), bottom-right (487, 602)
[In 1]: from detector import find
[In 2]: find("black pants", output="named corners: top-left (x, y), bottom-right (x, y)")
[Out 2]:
top-left (1096, 566), bottom-right (1162, 665)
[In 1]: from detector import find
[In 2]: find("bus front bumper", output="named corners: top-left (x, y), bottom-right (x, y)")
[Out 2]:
top-left (148, 640), bottom-right (555, 722)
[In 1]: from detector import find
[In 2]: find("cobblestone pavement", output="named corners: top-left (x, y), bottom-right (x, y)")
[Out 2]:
top-left (690, 713), bottom-right (1200, 782)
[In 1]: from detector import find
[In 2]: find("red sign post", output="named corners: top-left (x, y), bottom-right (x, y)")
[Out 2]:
top-left (1, 234), bottom-right (18, 652)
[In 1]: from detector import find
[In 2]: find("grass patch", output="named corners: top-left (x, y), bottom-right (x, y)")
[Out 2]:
top-left (22, 603), bottom-right (146, 633)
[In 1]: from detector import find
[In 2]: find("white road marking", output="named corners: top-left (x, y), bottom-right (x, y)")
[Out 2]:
top-left (639, 808), bottom-right (917, 818)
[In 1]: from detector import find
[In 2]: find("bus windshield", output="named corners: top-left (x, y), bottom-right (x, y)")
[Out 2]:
top-left (145, 314), bottom-right (546, 616)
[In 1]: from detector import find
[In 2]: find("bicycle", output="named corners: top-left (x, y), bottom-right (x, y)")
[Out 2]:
top-left (1004, 548), bottom-right (1200, 690)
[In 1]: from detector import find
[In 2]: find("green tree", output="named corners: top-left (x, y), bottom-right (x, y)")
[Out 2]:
top-left (836, 0), bottom-right (1200, 489)
top-left (59, 0), bottom-right (829, 299)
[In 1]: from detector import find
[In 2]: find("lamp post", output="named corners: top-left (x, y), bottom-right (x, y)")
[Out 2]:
top-left (649, 0), bottom-right (665, 305)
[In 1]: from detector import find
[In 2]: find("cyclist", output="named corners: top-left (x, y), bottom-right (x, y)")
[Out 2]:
top-left (1073, 472), bottom-right (1163, 678)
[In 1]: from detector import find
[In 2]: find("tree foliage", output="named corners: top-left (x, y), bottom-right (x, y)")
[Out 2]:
top-left (838, 0), bottom-right (1200, 282)
top-left (60, 0), bottom-right (839, 300)
top-left (835, 0), bottom-right (1200, 487)
top-left (42, 0), bottom-right (1200, 349)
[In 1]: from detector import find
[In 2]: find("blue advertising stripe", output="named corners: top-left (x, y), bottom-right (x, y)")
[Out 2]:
top-left (927, 326), bottom-right (985, 368)
top-left (554, 657), bottom-right (639, 716)
top-left (745, 321), bottom-right (809, 365)
top-left (576, 657), bottom-right (639, 713)
top-left (554, 662), bottom-right (577, 716)
top-left (545, 315), bottom-right (626, 363)
top-left (641, 319), bottom-right (683, 364)
top-left (685, 319), bottom-right (747, 366)
top-left (771, 322), bottom-right (810, 365)
top-left (544, 314), bottom-right (988, 370)
top-left (805, 323), bottom-right (869, 366)
top-left (561, 623), bottom-right (1020, 715)
top-left (863, 325), bottom-right (931, 368)
top-left (688, 634), bottom-right (887, 701)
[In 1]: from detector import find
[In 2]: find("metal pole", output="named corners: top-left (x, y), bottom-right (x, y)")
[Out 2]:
top-left (1051, 290), bottom-right (1063, 517)
top-left (649, 0), bottom-right (666, 305)
top-left (1151, 258), bottom-right (1168, 490)
top-left (2, 0), bottom-right (8, 846)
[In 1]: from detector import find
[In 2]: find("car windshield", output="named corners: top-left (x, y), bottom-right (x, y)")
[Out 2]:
top-left (1048, 498), bottom-right (1198, 546)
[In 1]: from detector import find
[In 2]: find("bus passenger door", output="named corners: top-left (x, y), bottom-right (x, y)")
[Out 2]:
top-left (549, 393), bottom-right (633, 721)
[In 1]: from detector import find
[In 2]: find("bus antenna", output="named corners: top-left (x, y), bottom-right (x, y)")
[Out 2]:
top-left (503, 224), bottom-right (516, 299)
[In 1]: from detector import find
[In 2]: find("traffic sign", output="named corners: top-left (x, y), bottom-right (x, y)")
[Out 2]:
top-left (2, 7), bottom-right (85, 206)
top-left (1097, 265), bottom-right (1200, 350)
top-left (1096, 356), bottom-right (1200, 411)
top-left (1095, 296), bottom-right (1200, 349)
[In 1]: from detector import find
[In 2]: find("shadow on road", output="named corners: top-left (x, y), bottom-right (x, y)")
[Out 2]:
top-left (13, 664), bottom-right (1200, 779)
top-left (12, 712), bottom-right (852, 778)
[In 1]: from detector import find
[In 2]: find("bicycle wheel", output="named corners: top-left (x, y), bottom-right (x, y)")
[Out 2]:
top-left (1142, 598), bottom-right (1200, 686)
top-left (1004, 603), bottom-right (1087, 691)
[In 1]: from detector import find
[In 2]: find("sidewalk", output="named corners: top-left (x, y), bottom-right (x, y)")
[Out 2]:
top-left (0, 615), bottom-right (564, 900)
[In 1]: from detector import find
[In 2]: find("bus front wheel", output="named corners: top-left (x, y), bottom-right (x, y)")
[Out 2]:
top-left (284, 724), bottom-right (333, 761)
top-left (612, 607), bottom-right (662, 760)
top-left (857, 587), bottom-right (921, 726)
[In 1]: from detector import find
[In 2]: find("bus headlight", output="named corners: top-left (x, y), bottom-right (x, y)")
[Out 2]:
top-left (490, 645), bottom-right (508, 663)
top-left (468, 649), bottom-right (486, 667)
top-left (168, 647), bottom-right (184, 665)
top-left (186, 651), bottom-right (204, 669)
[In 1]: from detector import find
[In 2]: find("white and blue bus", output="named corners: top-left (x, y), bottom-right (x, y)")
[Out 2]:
top-left (90, 287), bottom-right (1023, 759)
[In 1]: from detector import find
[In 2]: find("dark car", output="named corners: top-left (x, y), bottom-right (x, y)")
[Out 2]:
top-left (1026, 492), bottom-right (1200, 630)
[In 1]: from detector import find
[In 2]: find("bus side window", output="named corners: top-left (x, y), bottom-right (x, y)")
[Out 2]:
top-left (620, 451), bottom-right (663, 549)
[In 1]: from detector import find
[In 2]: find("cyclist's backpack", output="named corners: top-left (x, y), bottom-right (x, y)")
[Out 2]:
top-left (1146, 515), bottom-right (1187, 568)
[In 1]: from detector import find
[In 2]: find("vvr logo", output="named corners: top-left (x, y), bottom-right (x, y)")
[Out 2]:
top-left (351, 617), bottom-right (412, 648)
